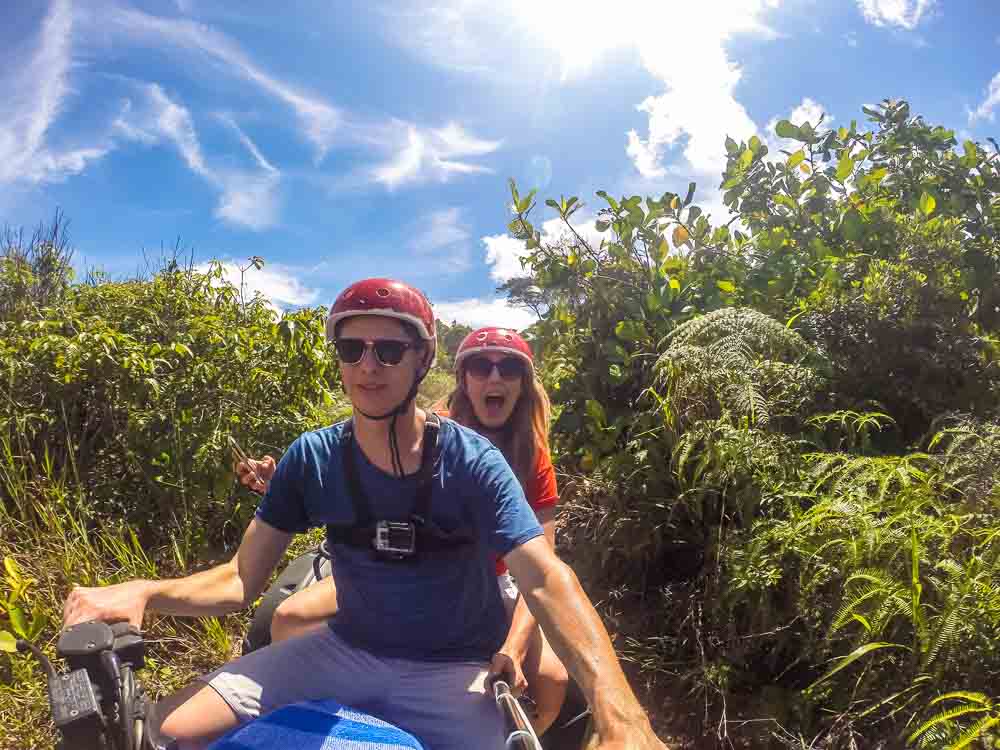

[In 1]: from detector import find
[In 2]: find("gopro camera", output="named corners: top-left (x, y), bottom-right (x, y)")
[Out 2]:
top-left (374, 521), bottom-right (417, 559)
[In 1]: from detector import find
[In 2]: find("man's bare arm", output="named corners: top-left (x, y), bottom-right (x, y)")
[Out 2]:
top-left (64, 518), bottom-right (292, 626)
top-left (504, 535), bottom-right (665, 749)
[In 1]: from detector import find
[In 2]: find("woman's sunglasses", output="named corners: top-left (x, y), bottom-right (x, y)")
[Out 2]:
top-left (464, 356), bottom-right (525, 380)
top-left (333, 338), bottom-right (416, 366)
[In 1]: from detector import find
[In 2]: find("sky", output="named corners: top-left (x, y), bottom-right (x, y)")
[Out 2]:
top-left (2, 0), bottom-right (999, 329)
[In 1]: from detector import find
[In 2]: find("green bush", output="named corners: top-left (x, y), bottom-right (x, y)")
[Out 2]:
top-left (1, 235), bottom-right (338, 556)
top-left (511, 99), bottom-right (1000, 746)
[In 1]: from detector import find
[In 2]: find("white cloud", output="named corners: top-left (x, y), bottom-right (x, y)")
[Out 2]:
top-left (857, 0), bottom-right (935, 30)
top-left (0, 0), bottom-right (114, 185)
top-left (197, 261), bottom-right (320, 311)
top-left (483, 214), bottom-right (605, 283)
top-left (483, 233), bottom-right (530, 282)
top-left (970, 72), bottom-right (1000, 125)
top-left (369, 121), bottom-right (501, 189)
top-left (100, 7), bottom-right (340, 161)
top-left (115, 85), bottom-right (281, 230)
top-left (433, 297), bottom-right (538, 330)
top-left (765, 97), bottom-right (831, 154)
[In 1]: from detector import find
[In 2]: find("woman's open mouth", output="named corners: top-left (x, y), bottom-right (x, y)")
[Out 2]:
top-left (484, 393), bottom-right (507, 417)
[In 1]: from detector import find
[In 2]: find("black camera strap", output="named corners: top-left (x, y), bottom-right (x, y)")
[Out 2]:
top-left (328, 414), bottom-right (472, 558)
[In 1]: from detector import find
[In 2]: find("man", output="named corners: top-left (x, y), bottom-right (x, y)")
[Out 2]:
top-left (63, 278), bottom-right (666, 750)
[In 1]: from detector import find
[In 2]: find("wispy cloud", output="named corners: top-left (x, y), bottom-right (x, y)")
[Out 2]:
top-left (970, 72), bottom-right (1000, 125)
top-left (217, 113), bottom-right (278, 174)
top-left (115, 85), bottom-right (281, 230)
top-left (857, 0), bottom-right (935, 30)
top-left (0, 0), bottom-right (113, 185)
top-left (369, 120), bottom-right (501, 189)
top-left (411, 208), bottom-right (470, 252)
top-left (408, 208), bottom-right (472, 274)
top-left (102, 7), bottom-right (340, 161)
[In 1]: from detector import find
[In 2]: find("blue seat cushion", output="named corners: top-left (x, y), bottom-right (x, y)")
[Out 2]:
top-left (208, 699), bottom-right (426, 750)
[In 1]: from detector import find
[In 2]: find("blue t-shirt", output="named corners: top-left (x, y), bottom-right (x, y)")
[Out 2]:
top-left (256, 417), bottom-right (544, 661)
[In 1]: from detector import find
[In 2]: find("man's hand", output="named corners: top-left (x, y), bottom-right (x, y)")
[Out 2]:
top-left (487, 647), bottom-right (529, 697)
top-left (63, 579), bottom-right (152, 628)
top-left (235, 455), bottom-right (276, 495)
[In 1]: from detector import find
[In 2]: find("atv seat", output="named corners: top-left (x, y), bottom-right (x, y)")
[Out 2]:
top-left (207, 699), bottom-right (425, 750)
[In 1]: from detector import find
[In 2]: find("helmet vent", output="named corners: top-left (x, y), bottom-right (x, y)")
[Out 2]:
top-left (376, 287), bottom-right (390, 297)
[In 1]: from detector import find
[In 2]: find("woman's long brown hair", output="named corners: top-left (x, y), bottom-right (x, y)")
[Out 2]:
top-left (435, 367), bottom-right (551, 492)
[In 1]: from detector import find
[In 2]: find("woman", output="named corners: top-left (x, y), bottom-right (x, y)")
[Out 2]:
top-left (237, 326), bottom-right (570, 735)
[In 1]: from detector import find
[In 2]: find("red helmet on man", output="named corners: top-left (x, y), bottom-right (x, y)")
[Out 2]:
top-left (326, 278), bottom-right (436, 366)
top-left (455, 327), bottom-right (534, 374)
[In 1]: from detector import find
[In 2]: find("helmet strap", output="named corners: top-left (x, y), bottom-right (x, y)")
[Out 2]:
top-left (354, 356), bottom-right (430, 477)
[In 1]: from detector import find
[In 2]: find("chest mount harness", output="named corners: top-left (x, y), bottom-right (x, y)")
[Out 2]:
top-left (327, 414), bottom-right (473, 562)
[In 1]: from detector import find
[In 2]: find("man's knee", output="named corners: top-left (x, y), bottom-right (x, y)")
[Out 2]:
top-left (155, 681), bottom-right (239, 748)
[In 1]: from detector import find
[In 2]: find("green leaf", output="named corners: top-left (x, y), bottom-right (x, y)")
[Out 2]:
top-left (3, 557), bottom-right (20, 582)
top-left (842, 208), bottom-right (864, 241)
top-left (774, 120), bottom-right (799, 139)
top-left (585, 399), bottom-right (607, 426)
top-left (595, 220), bottom-right (610, 232)
top-left (806, 642), bottom-right (906, 691)
top-left (684, 182), bottom-right (696, 206)
top-left (716, 280), bottom-right (736, 294)
top-left (749, 135), bottom-right (762, 154)
top-left (919, 191), bottom-right (936, 216)
top-left (724, 136), bottom-right (739, 154)
top-left (614, 320), bottom-right (645, 342)
top-left (836, 153), bottom-right (855, 181)
top-left (738, 148), bottom-right (754, 170)
top-left (721, 175), bottom-right (743, 190)
top-left (8, 607), bottom-right (27, 639)
top-left (930, 691), bottom-right (991, 707)
top-left (669, 278), bottom-right (681, 291)
top-left (787, 150), bottom-right (805, 168)
top-left (0, 631), bottom-right (16, 653)
top-left (545, 199), bottom-right (559, 210)
top-left (596, 190), bottom-right (619, 212)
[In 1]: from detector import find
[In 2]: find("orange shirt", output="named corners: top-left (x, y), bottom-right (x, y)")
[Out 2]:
top-left (495, 446), bottom-right (558, 576)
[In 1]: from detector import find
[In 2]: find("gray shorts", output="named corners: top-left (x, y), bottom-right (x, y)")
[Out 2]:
top-left (200, 626), bottom-right (504, 750)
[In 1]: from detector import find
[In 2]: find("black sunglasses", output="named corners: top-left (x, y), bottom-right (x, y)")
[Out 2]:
top-left (464, 356), bottom-right (525, 380)
top-left (333, 338), bottom-right (417, 367)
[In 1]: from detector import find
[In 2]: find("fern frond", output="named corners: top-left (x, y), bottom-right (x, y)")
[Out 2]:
top-left (947, 714), bottom-right (1000, 749)
top-left (907, 705), bottom-right (990, 744)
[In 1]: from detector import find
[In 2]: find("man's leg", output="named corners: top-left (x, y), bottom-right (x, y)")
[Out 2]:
top-left (155, 626), bottom-right (389, 747)
top-left (382, 659), bottom-right (506, 750)
top-left (153, 682), bottom-right (238, 750)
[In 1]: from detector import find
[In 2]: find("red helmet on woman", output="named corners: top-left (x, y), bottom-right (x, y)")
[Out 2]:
top-left (326, 278), bottom-right (436, 363)
top-left (455, 327), bottom-right (534, 374)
